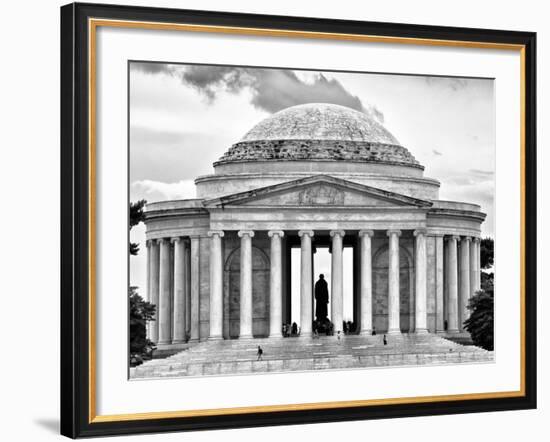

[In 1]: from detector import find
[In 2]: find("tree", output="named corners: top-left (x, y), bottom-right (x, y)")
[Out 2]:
top-left (463, 290), bottom-right (494, 351)
top-left (129, 199), bottom-right (147, 255)
top-left (480, 237), bottom-right (494, 270)
top-left (129, 286), bottom-right (156, 365)
top-left (481, 271), bottom-right (494, 293)
top-left (129, 199), bottom-right (155, 366)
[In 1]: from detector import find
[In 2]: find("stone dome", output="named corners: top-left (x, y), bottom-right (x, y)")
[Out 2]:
top-left (216, 103), bottom-right (421, 168)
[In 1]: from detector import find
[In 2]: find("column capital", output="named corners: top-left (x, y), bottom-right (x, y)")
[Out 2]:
top-left (358, 229), bottom-right (374, 238)
top-left (237, 230), bottom-right (255, 238)
top-left (329, 230), bottom-right (346, 238)
top-left (207, 230), bottom-right (225, 238)
top-left (158, 237), bottom-right (169, 244)
top-left (268, 230), bottom-right (285, 238)
top-left (431, 232), bottom-right (445, 238)
top-left (473, 236), bottom-right (481, 244)
top-left (462, 236), bottom-right (472, 242)
top-left (188, 234), bottom-right (201, 239)
top-left (413, 228), bottom-right (428, 237)
top-left (387, 229), bottom-right (402, 237)
top-left (447, 234), bottom-right (460, 242)
top-left (146, 239), bottom-right (152, 248)
top-left (170, 236), bottom-right (182, 244)
top-left (298, 230), bottom-right (314, 238)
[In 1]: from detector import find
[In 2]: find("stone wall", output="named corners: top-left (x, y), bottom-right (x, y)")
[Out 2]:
top-left (217, 139), bottom-right (421, 166)
top-left (222, 233), bottom-right (271, 338)
top-left (371, 236), bottom-right (415, 333)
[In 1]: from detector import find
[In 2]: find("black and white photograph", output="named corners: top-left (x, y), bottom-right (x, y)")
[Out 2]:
top-left (0, 0), bottom-right (542, 439)
top-left (128, 62), bottom-right (495, 379)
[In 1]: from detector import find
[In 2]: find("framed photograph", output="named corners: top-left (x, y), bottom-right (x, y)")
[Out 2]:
top-left (60, 2), bottom-right (537, 438)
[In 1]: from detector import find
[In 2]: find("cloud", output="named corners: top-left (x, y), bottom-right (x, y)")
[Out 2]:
top-left (130, 125), bottom-right (223, 182)
top-left (131, 179), bottom-right (196, 202)
top-left (246, 70), bottom-right (365, 114)
top-left (131, 62), bottom-right (174, 76)
top-left (369, 105), bottom-right (385, 124)
top-left (469, 168), bottom-right (494, 178)
top-left (424, 76), bottom-right (469, 91)
top-left (132, 63), bottom-right (376, 117)
top-left (432, 149), bottom-right (443, 156)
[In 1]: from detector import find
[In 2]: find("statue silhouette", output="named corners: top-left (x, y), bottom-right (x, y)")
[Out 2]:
top-left (314, 274), bottom-right (329, 321)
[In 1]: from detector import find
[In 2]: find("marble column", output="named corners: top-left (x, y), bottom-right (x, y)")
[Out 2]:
top-left (189, 235), bottom-right (200, 342)
top-left (472, 237), bottom-right (481, 292)
top-left (208, 230), bottom-right (224, 340)
top-left (148, 239), bottom-right (160, 343)
top-left (184, 239), bottom-right (191, 339)
top-left (158, 238), bottom-right (172, 345)
top-left (435, 234), bottom-right (445, 333)
top-left (470, 238), bottom-right (479, 298)
top-left (330, 230), bottom-right (345, 334)
top-left (460, 236), bottom-right (471, 329)
top-left (238, 230), bottom-right (254, 339)
top-left (387, 229), bottom-right (402, 335)
top-left (447, 235), bottom-right (460, 333)
top-left (477, 238), bottom-right (482, 291)
top-left (145, 240), bottom-right (151, 339)
top-left (359, 230), bottom-right (374, 335)
top-left (298, 230), bottom-right (314, 337)
top-left (268, 231), bottom-right (284, 338)
top-left (172, 237), bottom-right (186, 344)
top-left (414, 229), bottom-right (428, 334)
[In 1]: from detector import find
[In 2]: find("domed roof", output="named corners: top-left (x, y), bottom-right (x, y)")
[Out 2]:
top-left (240, 103), bottom-right (399, 144)
top-left (216, 103), bottom-right (421, 168)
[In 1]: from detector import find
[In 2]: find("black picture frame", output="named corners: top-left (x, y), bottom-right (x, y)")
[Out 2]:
top-left (60, 2), bottom-right (537, 438)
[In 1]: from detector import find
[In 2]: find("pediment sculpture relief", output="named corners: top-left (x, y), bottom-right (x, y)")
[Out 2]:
top-left (298, 184), bottom-right (345, 205)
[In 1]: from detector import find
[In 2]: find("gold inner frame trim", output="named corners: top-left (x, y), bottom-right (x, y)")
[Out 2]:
top-left (87, 18), bottom-right (527, 424)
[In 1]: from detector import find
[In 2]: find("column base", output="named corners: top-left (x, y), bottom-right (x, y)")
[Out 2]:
top-left (187, 337), bottom-right (200, 343)
top-left (208, 335), bottom-right (224, 341)
top-left (415, 329), bottom-right (429, 335)
top-left (268, 333), bottom-right (284, 339)
top-left (299, 332), bottom-right (312, 338)
top-left (359, 329), bottom-right (373, 336)
top-left (171, 339), bottom-right (186, 345)
top-left (238, 335), bottom-right (254, 340)
top-left (156, 342), bottom-right (189, 352)
top-left (157, 340), bottom-right (172, 345)
top-left (386, 329), bottom-right (402, 336)
top-left (446, 329), bottom-right (460, 335)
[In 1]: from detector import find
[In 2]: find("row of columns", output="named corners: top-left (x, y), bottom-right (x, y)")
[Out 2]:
top-left (146, 236), bottom-right (200, 345)
top-left (357, 231), bottom-right (480, 336)
top-left (357, 229), bottom-right (427, 336)
top-left (207, 229), bottom-right (447, 339)
top-left (148, 230), bottom-right (481, 344)
top-left (446, 235), bottom-right (481, 333)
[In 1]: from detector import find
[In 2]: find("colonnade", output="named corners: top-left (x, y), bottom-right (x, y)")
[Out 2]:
top-left (146, 236), bottom-right (200, 346)
top-left (146, 230), bottom-right (481, 344)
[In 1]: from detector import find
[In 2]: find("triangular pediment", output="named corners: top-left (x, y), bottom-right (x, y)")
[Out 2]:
top-left (204, 175), bottom-right (432, 208)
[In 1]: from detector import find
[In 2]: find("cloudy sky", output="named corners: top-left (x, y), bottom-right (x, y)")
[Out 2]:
top-left (129, 62), bottom-right (495, 318)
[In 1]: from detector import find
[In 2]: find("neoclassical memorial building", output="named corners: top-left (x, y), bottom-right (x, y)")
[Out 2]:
top-left (143, 103), bottom-right (485, 353)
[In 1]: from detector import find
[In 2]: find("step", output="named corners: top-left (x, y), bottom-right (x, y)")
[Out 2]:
top-left (131, 334), bottom-right (493, 379)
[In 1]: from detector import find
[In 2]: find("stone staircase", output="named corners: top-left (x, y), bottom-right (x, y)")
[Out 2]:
top-left (130, 334), bottom-right (493, 379)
